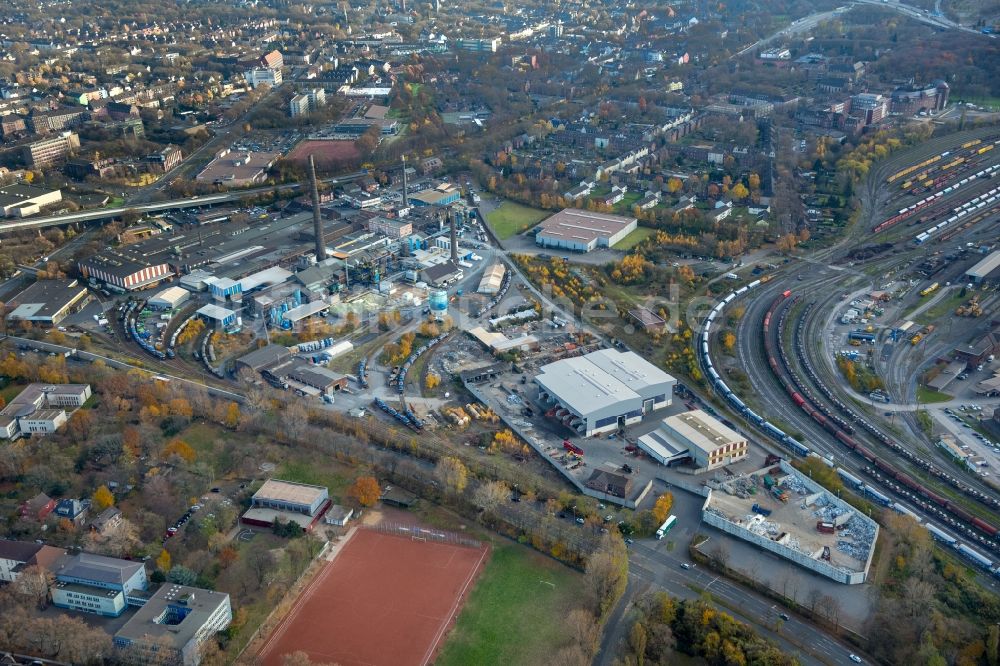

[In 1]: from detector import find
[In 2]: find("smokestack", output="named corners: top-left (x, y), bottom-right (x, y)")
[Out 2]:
top-left (309, 154), bottom-right (326, 261)
top-left (449, 210), bottom-right (458, 264)
top-left (401, 155), bottom-right (409, 207)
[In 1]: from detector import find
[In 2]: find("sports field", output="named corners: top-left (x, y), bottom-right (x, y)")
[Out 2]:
top-left (485, 202), bottom-right (550, 239)
top-left (255, 528), bottom-right (488, 666)
top-left (435, 543), bottom-right (582, 666)
top-left (287, 139), bottom-right (360, 166)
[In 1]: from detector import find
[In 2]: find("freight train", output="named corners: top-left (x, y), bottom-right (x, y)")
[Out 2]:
top-left (373, 397), bottom-right (423, 431)
top-left (396, 332), bottom-right (450, 394)
top-left (760, 294), bottom-right (1000, 542)
top-left (792, 303), bottom-right (1000, 517)
top-left (700, 282), bottom-right (809, 456)
top-left (839, 467), bottom-right (998, 573)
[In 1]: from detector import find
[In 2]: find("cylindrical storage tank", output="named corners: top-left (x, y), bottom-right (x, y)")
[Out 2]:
top-left (429, 289), bottom-right (448, 320)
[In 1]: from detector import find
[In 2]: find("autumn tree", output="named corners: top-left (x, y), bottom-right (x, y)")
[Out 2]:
top-left (721, 331), bottom-right (736, 353)
top-left (224, 402), bottom-right (241, 429)
top-left (729, 182), bottom-right (750, 201)
top-left (434, 456), bottom-right (468, 494)
top-left (347, 476), bottom-right (381, 507)
top-left (425, 372), bottom-right (441, 390)
top-left (92, 485), bottom-right (114, 511)
top-left (163, 439), bottom-right (197, 464)
top-left (156, 549), bottom-right (171, 572)
top-left (651, 492), bottom-right (674, 524)
top-left (67, 409), bottom-right (94, 440)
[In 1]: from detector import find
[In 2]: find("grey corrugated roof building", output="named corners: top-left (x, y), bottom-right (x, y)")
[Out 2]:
top-left (535, 349), bottom-right (675, 437)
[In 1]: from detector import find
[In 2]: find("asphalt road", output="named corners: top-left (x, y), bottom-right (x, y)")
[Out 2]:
top-left (0, 171), bottom-right (368, 234)
top-left (596, 537), bottom-right (868, 666)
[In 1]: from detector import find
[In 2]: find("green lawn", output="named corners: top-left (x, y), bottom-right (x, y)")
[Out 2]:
top-left (914, 289), bottom-right (965, 325)
top-left (613, 227), bottom-right (657, 250)
top-left (436, 543), bottom-right (581, 666)
top-left (278, 459), bottom-right (352, 500)
top-left (614, 191), bottom-right (642, 213)
top-left (485, 202), bottom-right (550, 239)
top-left (917, 386), bottom-right (953, 403)
top-left (960, 96), bottom-right (1000, 111)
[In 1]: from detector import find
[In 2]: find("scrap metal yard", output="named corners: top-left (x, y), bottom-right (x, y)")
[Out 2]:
top-left (703, 461), bottom-right (878, 584)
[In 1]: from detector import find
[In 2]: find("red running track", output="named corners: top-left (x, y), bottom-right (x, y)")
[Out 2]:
top-left (255, 529), bottom-right (489, 666)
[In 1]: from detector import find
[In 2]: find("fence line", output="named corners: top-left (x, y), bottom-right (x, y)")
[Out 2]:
top-left (366, 521), bottom-right (482, 549)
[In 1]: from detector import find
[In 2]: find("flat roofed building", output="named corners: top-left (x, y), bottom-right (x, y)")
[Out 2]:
top-left (6, 278), bottom-right (91, 327)
top-left (0, 383), bottom-right (91, 439)
top-left (51, 550), bottom-right (148, 617)
top-left (368, 217), bottom-right (412, 239)
top-left (114, 584), bottom-right (232, 666)
top-left (22, 131), bottom-right (80, 167)
top-left (662, 409), bottom-right (748, 471)
top-left (408, 183), bottom-right (461, 206)
top-left (535, 209), bottom-right (637, 252)
top-left (196, 149), bottom-right (280, 187)
top-left (149, 286), bottom-right (189, 310)
top-left (332, 118), bottom-right (399, 136)
top-left (967, 251), bottom-right (1000, 284)
top-left (324, 505), bottom-right (354, 526)
top-left (0, 183), bottom-right (63, 218)
top-left (252, 479), bottom-right (328, 516)
top-left (535, 349), bottom-right (675, 437)
top-left (290, 93), bottom-right (311, 118)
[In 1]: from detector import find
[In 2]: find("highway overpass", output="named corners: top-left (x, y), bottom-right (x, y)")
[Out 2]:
top-left (0, 170), bottom-right (367, 235)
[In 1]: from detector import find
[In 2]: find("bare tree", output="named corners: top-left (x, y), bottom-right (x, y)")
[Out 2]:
top-left (248, 548), bottom-right (276, 586)
top-left (473, 480), bottom-right (509, 513)
top-left (282, 401), bottom-right (310, 441)
top-left (13, 565), bottom-right (51, 609)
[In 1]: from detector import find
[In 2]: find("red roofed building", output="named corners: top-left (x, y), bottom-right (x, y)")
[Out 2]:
top-left (259, 50), bottom-right (283, 71)
top-left (20, 492), bottom-right (56, 521)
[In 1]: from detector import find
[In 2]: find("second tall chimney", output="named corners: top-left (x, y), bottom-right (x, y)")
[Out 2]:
top-left (401, 154), bottom-right (409, 207)
top-left (309, 154), bottom-right (326, 261)
top-left (449, 210), bottom-right (458, 264)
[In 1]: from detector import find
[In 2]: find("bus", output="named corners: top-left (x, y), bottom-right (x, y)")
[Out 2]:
top-left (656, 515), bottom-right (677, 540)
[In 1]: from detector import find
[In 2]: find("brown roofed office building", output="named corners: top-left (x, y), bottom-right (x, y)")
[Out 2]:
top-left (535, 209), bottom-right (637, 252)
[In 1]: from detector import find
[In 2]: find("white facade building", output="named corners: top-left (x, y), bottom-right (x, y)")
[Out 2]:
top-left (535, 349), bottom-right (675, 437)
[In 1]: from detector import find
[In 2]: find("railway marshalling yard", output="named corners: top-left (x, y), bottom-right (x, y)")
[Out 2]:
top-left (710, 124), bottom-right (1000, 586)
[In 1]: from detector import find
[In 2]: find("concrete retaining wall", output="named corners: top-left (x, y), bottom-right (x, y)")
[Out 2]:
top-left (700, 458), bottom-right (878, 585)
